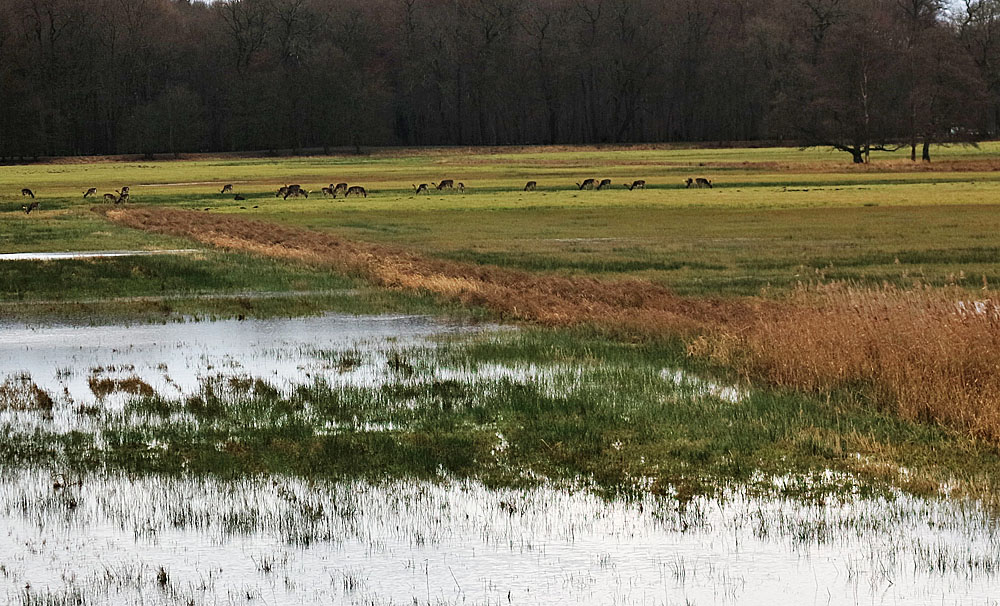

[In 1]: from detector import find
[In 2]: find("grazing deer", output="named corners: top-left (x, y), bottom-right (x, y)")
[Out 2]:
top-left (433, 180), bottom-right (454, 190)
top-left (458, 182), bottom-right (466, 193)
top-left (114, 190), bottom-right (129, 204)
top-left (576, 179), bottom-right (596, 190)
top-left (283, 184), bottom-right (304, 199)
top-left (685, 177), bottom-right (712, 189)
top-left (414, 183), bottom-right (429, 194)
top-left (276, 186), bottom-right (289, 198)
top-left (321, 187), bottom-right (334, 197)
top-left (120, 186), bottom-right (130, 196)
top-left (84, 187), bottom-right (97, 198)
top-left (21, 188), bottom-right (34, 198)
top-left (524, 181), bottom-right (537, 192)
top-left (234, 194), bottom-right (245, 201)
top-left (596, 178), bottom-right (612, 190)
top-left (345, 185), bottom-right (367, 198)
top-left (22, 201), bottom-right (39, 214)
top-left (103, 193), bottom-right (117, 202)
top-left (625, 180), bottom-right (646, 191)
top-left (221, 184), bottom-right (233, 194)
top-left (332, 183), bottom-right (348, 198)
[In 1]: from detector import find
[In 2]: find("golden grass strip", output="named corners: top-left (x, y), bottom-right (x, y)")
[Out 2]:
top-left (102, 207), bottom-right (755, 337)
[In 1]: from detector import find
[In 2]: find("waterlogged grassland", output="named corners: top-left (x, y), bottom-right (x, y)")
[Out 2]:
top-left (2, 325), bottom-right (996, 502)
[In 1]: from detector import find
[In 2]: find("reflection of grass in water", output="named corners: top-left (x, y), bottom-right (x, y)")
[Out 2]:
top-left (4, 328), bottom-right (1000, 504)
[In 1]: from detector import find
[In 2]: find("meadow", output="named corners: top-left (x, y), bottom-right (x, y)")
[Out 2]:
top-left (3, 144), bottom-right (1000, 603)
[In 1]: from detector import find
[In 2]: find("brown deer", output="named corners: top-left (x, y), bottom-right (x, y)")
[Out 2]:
top-left (457, 182), bottom-right (466, 193)
top-left (524, 181), bottom-right (537, 192)
top-left (596, 179), bottom-right (612, 190)
top-left (114, 190), bottom-right (129, 204)
top-left (345, 185), bottom-right (367, 198)
top-left (221, 184), bottom-right (233, 194)
top-left (321, 186), bottom-right (334, 197)
top-left (21, 188), bottom-right (34, 198)
top-left (576, 179), bottom-right (596, 190)
top-left (22, 201), bottom-right (39, 214)
top-left (414, 183), bottom-right (429, 194)
top-left (276, 186), bottom-right (289, 198)
top-left (283, 184), bottom-right (306, 199)
top-left (433, 180), bottom-right (454, 190)
top-left (625, 180), bottom-right (646, 191)
top-left (685, 178), bottom-right (712, 189)
top-left (103, 193), bottom-right (117, 202)
top-left (84, 187), bottom-right (97, 198)
top-left (120, 186), bottom-right (130, 196)
top-left (332, 183), bottom-right (348, 197)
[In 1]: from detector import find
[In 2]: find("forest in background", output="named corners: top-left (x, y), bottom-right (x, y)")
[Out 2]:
top-left (0, 0), bottom-right (998, 161)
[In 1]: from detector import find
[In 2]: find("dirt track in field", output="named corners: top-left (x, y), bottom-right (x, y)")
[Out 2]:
top-left (101, 206), bottom-right (762, 336)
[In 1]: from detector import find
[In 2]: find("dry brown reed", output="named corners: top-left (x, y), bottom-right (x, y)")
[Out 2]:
top-left (690, 282), bottom-right (1000, 442)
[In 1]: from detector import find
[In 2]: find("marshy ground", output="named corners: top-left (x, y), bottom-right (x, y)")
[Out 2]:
top-left (3, 144), bottom-right (1000, 604)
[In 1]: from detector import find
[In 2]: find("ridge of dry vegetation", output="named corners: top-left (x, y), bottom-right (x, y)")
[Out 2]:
top-left (104, 207), bottom-right (1000, 445)
top-left (103, 207), bottom-right (760, 336)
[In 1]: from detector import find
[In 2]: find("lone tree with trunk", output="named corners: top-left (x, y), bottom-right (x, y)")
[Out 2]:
top-left (793, 0), bottom-right (909, 163)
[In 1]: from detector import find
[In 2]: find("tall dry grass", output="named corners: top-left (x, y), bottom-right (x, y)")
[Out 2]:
top-left (105, 207), bottom-right (1000, 442)
top-left (690, 283), bottom-right (1000, 441)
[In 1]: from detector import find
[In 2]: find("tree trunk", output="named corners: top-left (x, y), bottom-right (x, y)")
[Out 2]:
top-left (922, 139), bottom-right (931, 162)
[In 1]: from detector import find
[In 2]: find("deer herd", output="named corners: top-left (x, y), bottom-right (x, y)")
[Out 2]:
top-left (12, 176), bottom-right (714, 215)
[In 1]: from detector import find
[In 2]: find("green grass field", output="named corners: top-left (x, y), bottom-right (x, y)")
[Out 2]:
top-left (3, 143), bottom-right (1000, 304)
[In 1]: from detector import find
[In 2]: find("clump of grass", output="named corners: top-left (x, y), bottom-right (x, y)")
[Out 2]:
top-left (690, 282), bottom-right (1000, 442)
top-left (0, 375), bottom-right (54, 411)
top-left (87, 375), bottom-right (155, 399)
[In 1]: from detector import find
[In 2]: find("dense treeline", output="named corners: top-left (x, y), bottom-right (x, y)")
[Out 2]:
top-left (0, 0), bottom-right (996, 160)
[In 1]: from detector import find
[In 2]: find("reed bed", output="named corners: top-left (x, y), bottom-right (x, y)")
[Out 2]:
top-left (692, 283), bottom-right (1000, 441)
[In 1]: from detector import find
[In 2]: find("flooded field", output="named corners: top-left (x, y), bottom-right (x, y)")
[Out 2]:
top-left (2, 314), bottom-right (999, 605)
top-left (2, 470), bottom-right (998, 605)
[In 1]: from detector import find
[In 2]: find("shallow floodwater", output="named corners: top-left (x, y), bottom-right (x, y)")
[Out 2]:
top-left (0, 314), bottom-right (473, 399)
top-left (1, 315), bottom-right (998, 605)
top-left (1, 470), bottom-right (998, 606)
top-left (0, 249), bottom-right (200, 261)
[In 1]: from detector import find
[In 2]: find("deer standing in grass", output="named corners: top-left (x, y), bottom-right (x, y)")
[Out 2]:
top-left (625, 180), bottom-right (646, 190)
top-left (221, 184), bottom-right (233, 194)
top-left (576, 179), bottom-right (596, 190)
top-left (103, 193), bottom-right (117, 202)
top-left (21, 188), bottom-right (34, 198)
top-left (596, 179), bottom-right (612, 190)
top-left (84, 187), bottom-right (97, 198)
top-left (685, 178), bottom-right (712, 188)
top-left (433, 180), bottom-right (454, 190)
top-left (22, 201), bottom-right (39, 214)
top-left (332, 183), bottom-right (348, 197)
top-left (524, 181), bottom-right (537, 191)
top-left (414, 183), bottom-right (429, 194)
top-left (345, 185), bottom-right (367, 198)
